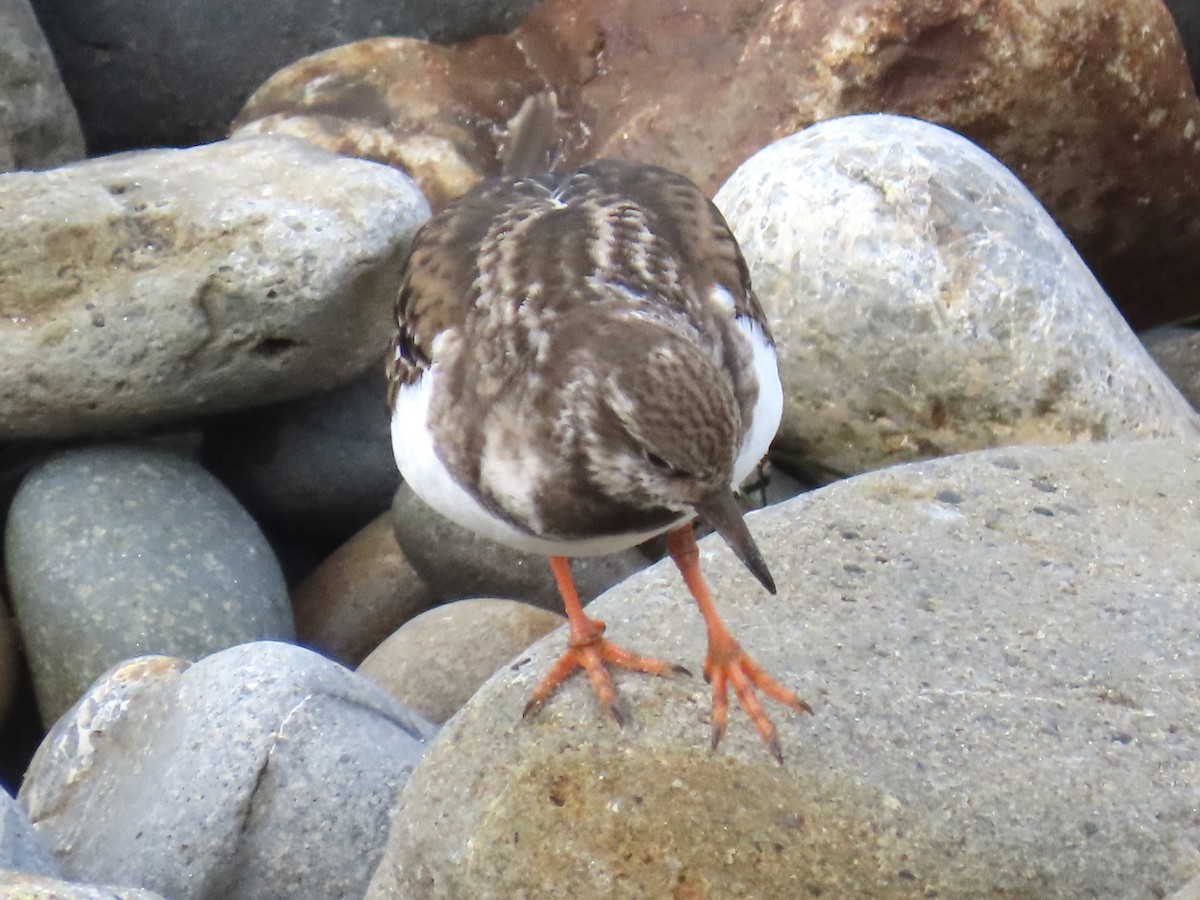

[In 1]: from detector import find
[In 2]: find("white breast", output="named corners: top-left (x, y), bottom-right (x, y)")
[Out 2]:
top-left (391, 371), bottom-right (685, 557)
top-left (731, 316), bottom-right (783, 487)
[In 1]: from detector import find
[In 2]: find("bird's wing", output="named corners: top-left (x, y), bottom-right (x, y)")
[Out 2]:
top-left (562, 160), bottom-right (773, 337)
top-left (387, 176), bottom-right (557, 401)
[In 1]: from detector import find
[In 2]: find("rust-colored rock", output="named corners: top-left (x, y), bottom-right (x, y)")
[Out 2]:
top-left (232, 37), bottom-right (556, 211)
top-left (235, 0), bottom-right (1200, 328)
top-left (291, 511), bottom-right (436, 666)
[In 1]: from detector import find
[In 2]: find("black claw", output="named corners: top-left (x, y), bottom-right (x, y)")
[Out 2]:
top-left (609, 704), bottom-right (626, 728)
top-left (710, 723), bottom-right (725, 751)
top-left (671, 664), bottom-right (693, 678)
top-left (523, 698), bottom-right (543, 720)
top-left (768, 733), bottom-right (785, 766)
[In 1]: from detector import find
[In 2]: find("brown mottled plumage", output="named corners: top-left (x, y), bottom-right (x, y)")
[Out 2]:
top-left (388, 95), bottom-right (808, 761)
top-left (390, 161), bottom-right (769, 543)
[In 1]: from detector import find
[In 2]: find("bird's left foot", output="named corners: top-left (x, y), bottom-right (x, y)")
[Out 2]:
top-left (704, 629), bottom-right (813, 764)
top-left (522, 614), bottom-right (688, 726)
top-left (667, 524), bottom-right (812, 764)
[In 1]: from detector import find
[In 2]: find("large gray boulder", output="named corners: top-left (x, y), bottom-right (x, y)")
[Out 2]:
top-left (370, 439), bottom-right (1200, 898)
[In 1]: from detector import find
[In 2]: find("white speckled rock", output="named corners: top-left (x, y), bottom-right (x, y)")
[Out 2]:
top-left (715, 114), bottom-right (1200, 475)
top-left (370, 439), bottom-right (1200, 899)
top-left (20, 643), bottom-right (435, 900)
top-left (0, 135), bottom-right (428, 438)
top-left (5, 445), bottom-right (293, 724)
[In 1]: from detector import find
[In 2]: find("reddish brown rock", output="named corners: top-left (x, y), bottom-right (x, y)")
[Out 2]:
top-left (235, 0), bottom-right (1200, 328)
top-left (232, 37), bottom-right (556, 211)
top-left (291, 511), bottom-right (436, 667)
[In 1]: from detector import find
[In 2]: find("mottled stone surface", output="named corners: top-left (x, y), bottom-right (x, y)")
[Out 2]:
top-left (30, 0), bottom-right (544, 154)
top-left (369, 439), bottom-right (1200, 899)
top-left (5, 445), bottom-right (293, 724)
top-left (715, 114), bottom-right (1200, 476)
top-left (202, 368), bottom-right (399, 543)
top-left (21, 644), bottom-right (435, 900)
top-left (0, 135), bottom-right (428, 438)
top-left (358, 599), bottom-right (564, 724)
top-left (293, 511), bottom-right (436, 667)
top-left (1, 788), bottom-right (56, 877)
top-left (237, 0), bottom-right (1200, 328)
top-left (391, 483), bottom-right (651, 612)
top-left (0, 0), bottom-right (84, 171)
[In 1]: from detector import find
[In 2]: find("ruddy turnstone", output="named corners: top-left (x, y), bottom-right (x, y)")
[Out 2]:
top-left (388, 95), bottom-right (810, 761)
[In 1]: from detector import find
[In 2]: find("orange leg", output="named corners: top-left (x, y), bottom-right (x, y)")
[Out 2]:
top-left (523, 555), bottom-right (688, 726)
top-left (667, 524), bottom-right (812, 763)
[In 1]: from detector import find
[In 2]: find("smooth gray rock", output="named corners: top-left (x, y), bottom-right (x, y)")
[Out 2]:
top-left (0, 600), bottom-right (15, 729)
top-left (0, 871), bottom-right (167, 898)
top-left (5, 445), bottom-right (293, 724)
top-left (0, 788), bottom-right (57, 877)
top-left (715, 114), bottom-right (1200, 476)
top-left (0, 135), bottom-right (428, 438)
top-left (391, 482), bottom-right (652, 612)
top-left (30, 0), bottom-right (545, 154)
top-left (358, 599), bottom-right (564, 725)
top-left (1142, 323), bottom-right (1200, 413)
top-left (370, 439), bottom-right (1200, 899)
top-left (202, 368), bottom-right (398, 542)
top-left (20, 643), bottom-right (435, 900)
top-left (0, 0), bottom-right (84, 170)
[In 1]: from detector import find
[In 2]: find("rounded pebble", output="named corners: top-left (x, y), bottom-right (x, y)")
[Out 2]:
top-left (358, 598), bottom-right (564, 724)
top-left (5, 444), bottom-right (294, 724)
top-left (292, 511), bottom-right (436, 667)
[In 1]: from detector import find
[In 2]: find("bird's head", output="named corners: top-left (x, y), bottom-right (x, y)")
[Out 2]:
top-left (578, 324), bottom-right (776, 594)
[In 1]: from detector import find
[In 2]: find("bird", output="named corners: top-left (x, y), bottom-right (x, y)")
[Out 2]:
top-left (387, 94), bottom-right (810, 761)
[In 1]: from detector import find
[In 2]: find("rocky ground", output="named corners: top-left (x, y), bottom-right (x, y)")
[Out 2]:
top-left (3, 0), bottom-right (1200, 897)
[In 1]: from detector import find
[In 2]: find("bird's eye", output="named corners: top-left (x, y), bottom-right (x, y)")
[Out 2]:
top-left (643, 450), bottom-right (689, 478)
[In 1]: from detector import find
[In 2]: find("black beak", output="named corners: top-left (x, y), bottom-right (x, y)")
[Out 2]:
top-left (694, 491), bottom-right (776, 595)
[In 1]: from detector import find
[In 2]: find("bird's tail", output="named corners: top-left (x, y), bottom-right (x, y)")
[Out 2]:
top-left (501, 91), bottom-right (561, 177)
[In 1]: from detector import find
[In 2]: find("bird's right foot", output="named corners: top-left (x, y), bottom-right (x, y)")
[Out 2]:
top-left (523, 614), bottom-right (688, 726)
